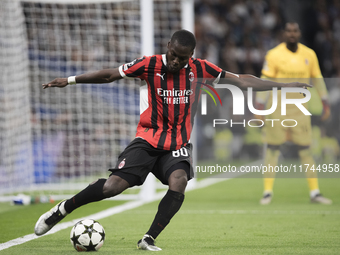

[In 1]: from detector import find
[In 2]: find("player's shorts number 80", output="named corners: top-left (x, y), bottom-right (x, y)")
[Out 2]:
top-left (172, 147), bottom-right (188, 157)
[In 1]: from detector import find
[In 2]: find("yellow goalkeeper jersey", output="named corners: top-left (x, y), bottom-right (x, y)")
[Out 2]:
top-left (258, 42), bottom-right (328, 118)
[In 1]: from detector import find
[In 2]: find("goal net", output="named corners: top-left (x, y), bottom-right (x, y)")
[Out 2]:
top-left (1, 0), bottom-right (193, 201)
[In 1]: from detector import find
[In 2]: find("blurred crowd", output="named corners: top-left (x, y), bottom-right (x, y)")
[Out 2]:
top-left (194, 0), bottom-right (340, 161)
top-left (194, 0), bottom-right (340, 77)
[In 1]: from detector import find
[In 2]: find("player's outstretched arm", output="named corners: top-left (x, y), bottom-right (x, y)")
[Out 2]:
top-left (42, 68), bottom-right (122, 89)
top-left (223, 72), bottom-right (312, 91)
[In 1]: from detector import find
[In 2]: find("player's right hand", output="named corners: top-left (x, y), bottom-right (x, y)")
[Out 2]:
top-left (286, 82), bottom-right (312, 89)
top-left (42, 78), bottom-right (68, 89)
top-left (321, 99), bottom-right (331, 121)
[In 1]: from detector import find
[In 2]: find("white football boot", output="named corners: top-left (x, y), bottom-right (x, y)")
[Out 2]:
top-left (137, 234), bottom-right (162, 251)
top-left (34, 200), bottom-right (67, 236)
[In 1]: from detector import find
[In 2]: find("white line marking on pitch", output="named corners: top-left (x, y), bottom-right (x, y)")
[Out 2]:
top-left (119, 209), bottom-right (340, 215)
top-left (0, 177), bottom-right (225, 251)
top-left (178, 210), bottom-right (340, 215)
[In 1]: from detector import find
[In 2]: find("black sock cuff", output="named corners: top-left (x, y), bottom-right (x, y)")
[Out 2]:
top-left (92, 178), bottom-right (106, 194)
top-left (87, 178), bottom-right (106, 201)
top-left (167, 189), bottom-right (185, 202)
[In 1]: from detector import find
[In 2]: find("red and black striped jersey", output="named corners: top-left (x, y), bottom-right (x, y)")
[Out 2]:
top-left (119, 54), bottom-right (222, 151)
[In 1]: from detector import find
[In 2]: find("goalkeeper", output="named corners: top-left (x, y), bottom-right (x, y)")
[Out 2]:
top-left (34, 29), bottom-right (310, 251)
top-left (256, 22), bottom-right (332, 205)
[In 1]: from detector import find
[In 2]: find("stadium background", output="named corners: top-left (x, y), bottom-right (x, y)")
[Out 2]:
top-left (1, 0), bottom-right (339, 196)
top-left (1, 0), bottom-right (340, 254)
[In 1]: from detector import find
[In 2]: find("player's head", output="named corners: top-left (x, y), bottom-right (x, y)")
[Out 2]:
top-left (284, 22), bottom-right (301, 45)
top-left (166, 30), bottom-right (196, 73)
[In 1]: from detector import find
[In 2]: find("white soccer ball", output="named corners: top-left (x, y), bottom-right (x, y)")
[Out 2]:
top-left (70, 219), bottom-right (105, 252)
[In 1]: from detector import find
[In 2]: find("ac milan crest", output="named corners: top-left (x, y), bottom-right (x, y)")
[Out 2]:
top-left (189, 71), bottom-right (195, 82)
top-left (118, 159), bottom-right (126, 169)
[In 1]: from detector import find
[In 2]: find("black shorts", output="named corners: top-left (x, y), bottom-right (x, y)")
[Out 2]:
top-left (109, 138), bottom-right (193, 187)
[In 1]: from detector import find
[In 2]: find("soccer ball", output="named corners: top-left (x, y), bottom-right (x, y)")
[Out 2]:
top-left (70, 219), bottom-right (105, 252)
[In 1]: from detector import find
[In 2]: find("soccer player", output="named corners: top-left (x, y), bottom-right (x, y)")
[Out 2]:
top-left (35, 29), bottom-right (310, 250)
top-left (256, 22), bottom-right (332, 205)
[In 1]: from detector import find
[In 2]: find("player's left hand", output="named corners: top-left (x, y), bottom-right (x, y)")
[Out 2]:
top-left (321, 99), bottom-right (331, 121)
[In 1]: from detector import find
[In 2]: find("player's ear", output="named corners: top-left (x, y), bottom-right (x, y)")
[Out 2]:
top-left (167, 41), bottom-right (171, 49)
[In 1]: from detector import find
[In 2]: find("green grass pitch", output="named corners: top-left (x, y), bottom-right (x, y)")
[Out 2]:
top-left (1, 177), bottom-right (339, 254)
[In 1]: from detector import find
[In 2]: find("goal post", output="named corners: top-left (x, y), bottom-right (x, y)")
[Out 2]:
top-left (0, 0), bottom-right (195, 202)
top-left (0, 0), bottom-right (34, 195)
